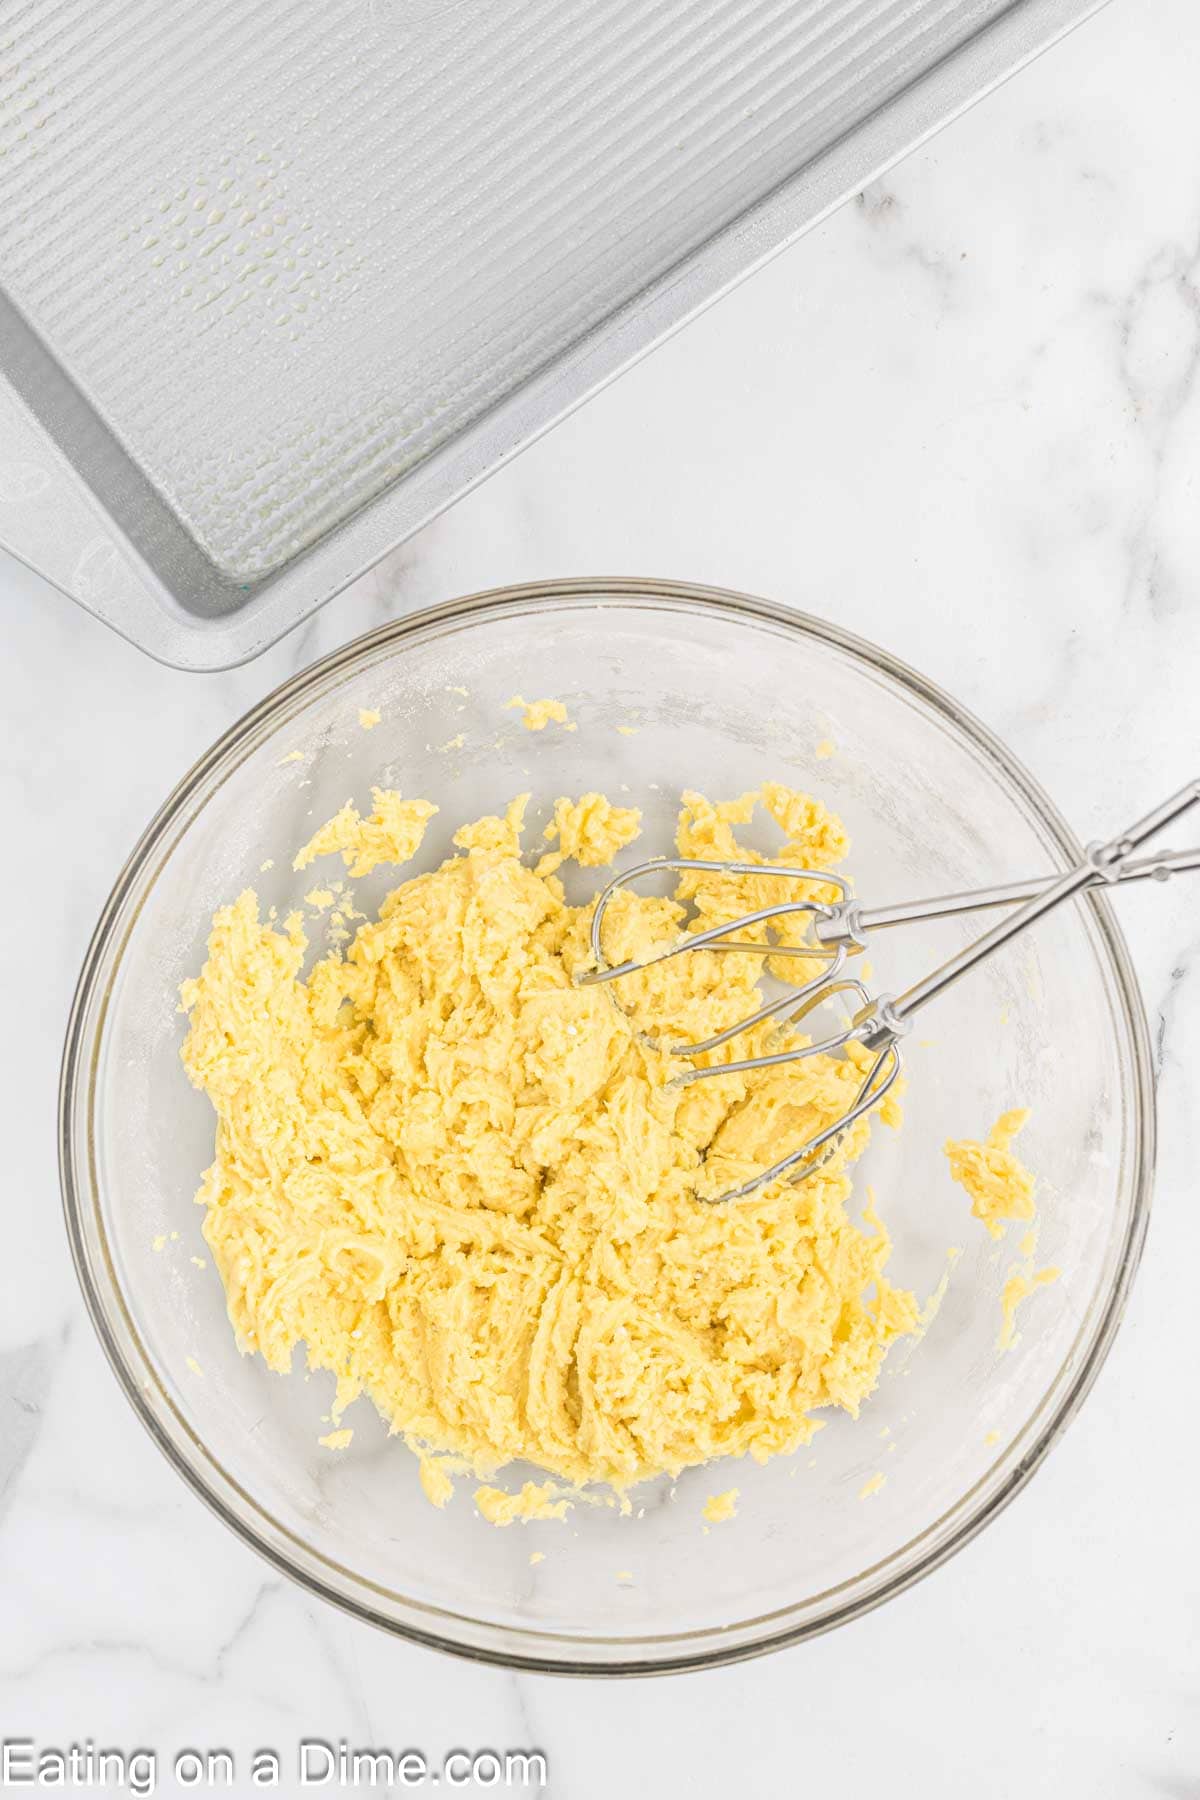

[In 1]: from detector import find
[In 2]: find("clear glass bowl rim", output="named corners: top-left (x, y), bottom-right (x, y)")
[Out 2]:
top-left (59, 576), bottom-right (1155, 1675)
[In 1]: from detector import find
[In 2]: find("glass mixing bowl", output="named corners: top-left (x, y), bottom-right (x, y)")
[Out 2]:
top-left (60, 578), bottom-right (1153, 1673)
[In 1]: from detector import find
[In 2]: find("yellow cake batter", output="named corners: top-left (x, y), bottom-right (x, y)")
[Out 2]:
top-left (180, 782), bottom-right (919, 1508)
top-left (944, 1107), bottom-right (1060, 1349)
top-left (944, 1108), bottom-right (1037, 1240)
top-left (702, 1488), bottom-right (739, 1523)
top-left (506, 695), bottom-right (571, 731)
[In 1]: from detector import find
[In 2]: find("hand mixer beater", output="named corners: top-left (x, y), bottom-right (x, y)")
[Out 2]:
top-left (577, 782), bottom-right (1200, 1203)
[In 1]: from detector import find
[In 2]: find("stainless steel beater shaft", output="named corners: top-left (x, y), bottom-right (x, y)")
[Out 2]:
top-left (577, 782), bottom-right (1200, 1203)
top-left (849, 780), bottom-right (1200, 1055)
top-left (811, 844), bottom-right (1200, 950)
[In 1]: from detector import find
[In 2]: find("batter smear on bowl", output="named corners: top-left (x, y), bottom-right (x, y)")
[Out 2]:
top-left (179, 784), bottom-right (919, 1512)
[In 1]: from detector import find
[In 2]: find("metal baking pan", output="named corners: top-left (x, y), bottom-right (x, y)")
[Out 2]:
top-left (0, 0), bottom-right (1108, 670)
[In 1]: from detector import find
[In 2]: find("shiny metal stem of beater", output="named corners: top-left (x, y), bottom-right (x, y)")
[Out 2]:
top-left (810, 845), bottom-right (1200, 952)
top-left (577, 782), bottom-right (1200, 1203)
top-left (849, 782), bottom-right (1200, 1053)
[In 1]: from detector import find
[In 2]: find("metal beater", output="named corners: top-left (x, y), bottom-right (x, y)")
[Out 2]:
top-left (577, 782), bottom-right (1200, 1203)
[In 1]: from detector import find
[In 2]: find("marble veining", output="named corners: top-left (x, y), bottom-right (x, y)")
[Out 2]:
top-left (2, 0), bottom-right (1199, 1792)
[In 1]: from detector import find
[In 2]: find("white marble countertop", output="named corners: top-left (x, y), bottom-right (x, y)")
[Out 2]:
top-left (4, 1), bottom-right (1200, 1792)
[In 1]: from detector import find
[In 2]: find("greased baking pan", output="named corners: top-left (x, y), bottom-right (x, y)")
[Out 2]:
top-left (0, 0), bottom-right (1108, 669)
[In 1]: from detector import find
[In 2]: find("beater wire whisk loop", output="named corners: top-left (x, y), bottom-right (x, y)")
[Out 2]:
top-left (576, 783), bottom-right (1200, 1203)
